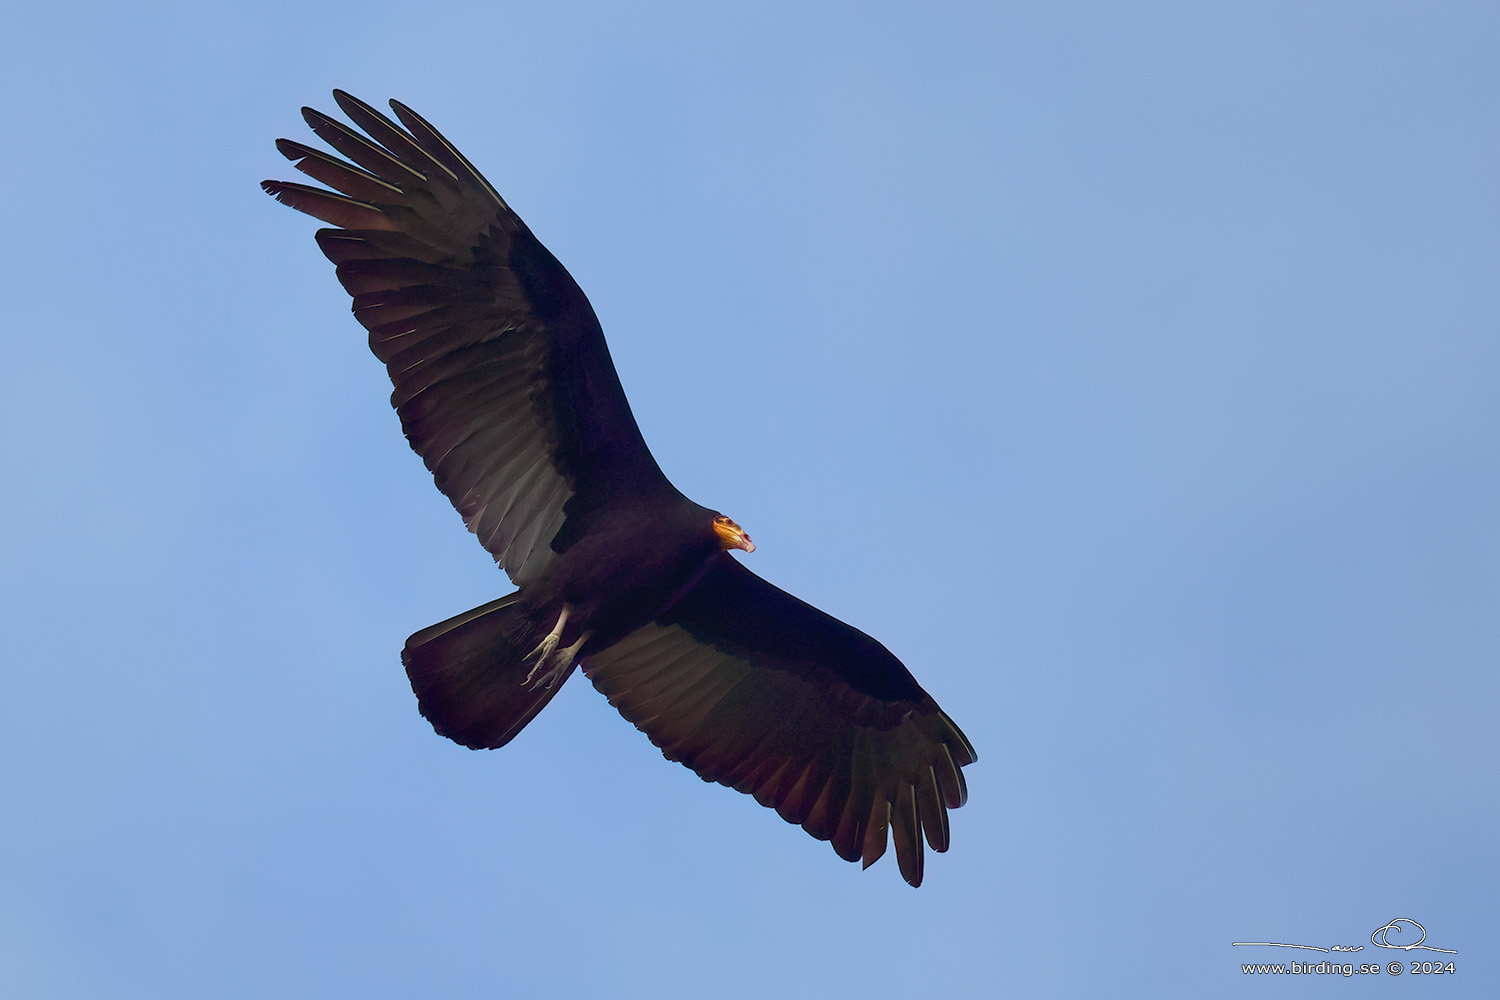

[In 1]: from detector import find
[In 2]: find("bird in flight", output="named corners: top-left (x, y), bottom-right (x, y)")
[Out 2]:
top-left (263, 92), bottom-right (975, 886)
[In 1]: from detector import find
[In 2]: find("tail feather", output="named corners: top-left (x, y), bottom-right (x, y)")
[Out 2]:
top-left (402, 593), bottom-right (573, 750)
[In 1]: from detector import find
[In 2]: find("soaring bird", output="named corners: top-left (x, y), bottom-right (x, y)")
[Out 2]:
top-left (263, 92), bottom-right (975, 886)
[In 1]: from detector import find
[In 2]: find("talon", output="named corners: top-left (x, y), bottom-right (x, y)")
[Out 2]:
top-left (521, 606), bottom-right (588, 690)
top-left (522, 633), bottom-right (560, 683)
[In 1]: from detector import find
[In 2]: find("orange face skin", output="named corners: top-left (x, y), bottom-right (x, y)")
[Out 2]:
top-left (712, 515), bottom-right (755, 553)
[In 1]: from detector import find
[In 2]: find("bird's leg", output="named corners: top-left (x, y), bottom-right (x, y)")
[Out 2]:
top-left (522, 606), bottom-right (587, 689)
top-left (524, 605), bottom-right (569, 669)
top-left (522, 631), bottom-right (591, 690)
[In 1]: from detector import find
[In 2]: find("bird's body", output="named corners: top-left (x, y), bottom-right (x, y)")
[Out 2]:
top-left (265, 92), bottom-right (975, 885)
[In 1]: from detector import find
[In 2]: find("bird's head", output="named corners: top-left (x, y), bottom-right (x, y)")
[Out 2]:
top-left (712, 514), bottom-right (755, 553)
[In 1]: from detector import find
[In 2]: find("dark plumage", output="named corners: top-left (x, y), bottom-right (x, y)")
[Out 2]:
top-left (263, 91), bottom-right (975, 886)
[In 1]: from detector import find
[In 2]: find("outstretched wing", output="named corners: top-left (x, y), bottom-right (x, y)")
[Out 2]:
top-left (581, 554), bottom-right (976, 886)
top-left (263, 91), bottom-right (671, 586)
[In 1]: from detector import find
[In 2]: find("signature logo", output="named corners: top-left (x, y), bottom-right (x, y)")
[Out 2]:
top-left (1232, 918), bottom-right (1456, 955)
top-left (1368, 918), bottom-right (1457, 954)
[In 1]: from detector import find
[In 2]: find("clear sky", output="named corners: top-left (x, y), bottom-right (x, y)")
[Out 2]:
top-left (3, 2), bottom-right (1497, 997)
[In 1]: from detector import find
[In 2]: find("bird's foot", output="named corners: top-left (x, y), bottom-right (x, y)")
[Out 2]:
top-left (522, 606), bottom-right (584, 690)
top-left (523, 632), bottom-right (560, 673)
top-left (522, 631), bottom-right (590, 690)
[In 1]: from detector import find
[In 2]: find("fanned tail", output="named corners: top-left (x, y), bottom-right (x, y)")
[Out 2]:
top-left (402, 593), bottom-right (574, 749)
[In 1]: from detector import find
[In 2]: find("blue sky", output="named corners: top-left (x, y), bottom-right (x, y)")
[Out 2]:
top-left (3, 2), bottom-right (1497, 997)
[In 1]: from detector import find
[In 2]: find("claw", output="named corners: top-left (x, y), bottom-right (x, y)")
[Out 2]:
top-left (522, 606), bottom-right (589, 690)
top-left (523, 634), bottom-right (560, 681)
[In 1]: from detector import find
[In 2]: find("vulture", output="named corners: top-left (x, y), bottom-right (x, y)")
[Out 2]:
top-left (263, 92), bottom-right (975, 886)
